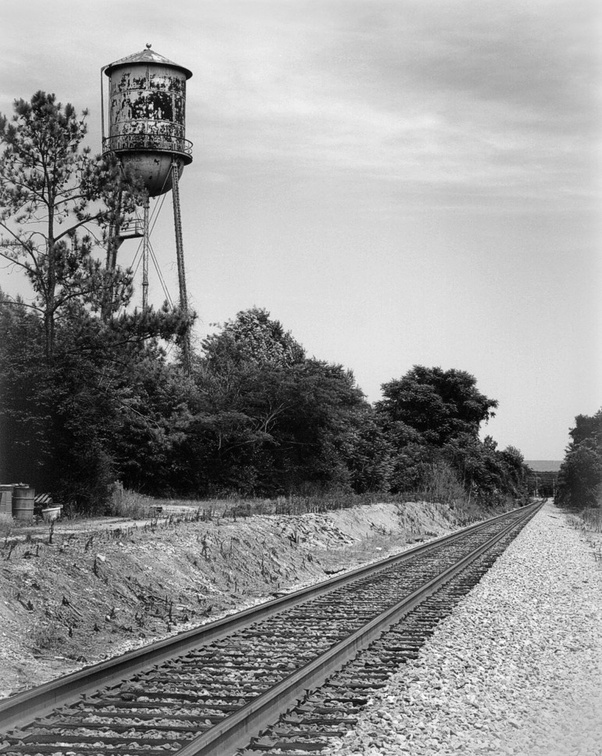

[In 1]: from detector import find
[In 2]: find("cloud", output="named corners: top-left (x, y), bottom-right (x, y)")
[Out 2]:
top-left (1, 0), bottom-right (598, 209)
top-left (174, 0), bottom-right (600, 209)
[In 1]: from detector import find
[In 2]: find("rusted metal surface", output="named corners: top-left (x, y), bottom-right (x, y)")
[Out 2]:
top-left (102, 47), bottom-right (193, 197)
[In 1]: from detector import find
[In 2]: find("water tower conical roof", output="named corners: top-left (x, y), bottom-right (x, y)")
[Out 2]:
top-left (103, 46), bottom-right (192, 79)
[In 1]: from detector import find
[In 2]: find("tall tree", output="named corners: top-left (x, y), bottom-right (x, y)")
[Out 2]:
top-left (192, 309), bottom-right (368, 496)
top-left (374, 366), bottom-right (526, 503)
top-left (0, 92), bottom-right (133, 359)
top-left (556, 409), bottom-right (602, 509)
top-left (201, 307), bottom-right (306, 369)
top-left (377, 366), bottom-right (498, 446)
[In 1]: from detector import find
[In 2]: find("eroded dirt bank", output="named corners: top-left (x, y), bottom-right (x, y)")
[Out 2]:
top-left (0, 501), bottom-right (459, 698)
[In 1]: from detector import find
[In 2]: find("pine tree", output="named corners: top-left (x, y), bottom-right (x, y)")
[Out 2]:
top-left (0, 92), bottom-right (132, 359)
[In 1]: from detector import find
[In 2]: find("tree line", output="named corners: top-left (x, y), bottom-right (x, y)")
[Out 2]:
top-left (0, 92), bottom-right (532, 513)
top-left (555, 409), bottom-right (602, 509)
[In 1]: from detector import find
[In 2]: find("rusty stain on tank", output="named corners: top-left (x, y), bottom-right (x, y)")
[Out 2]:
top-left (102, 46), bottom-right (192, 197)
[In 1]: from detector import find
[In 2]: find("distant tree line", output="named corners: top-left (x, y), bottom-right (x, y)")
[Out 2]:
top-left (0, 92), bottom-right (532, 513)
top-left (555, 409), bottom-right (602, 509)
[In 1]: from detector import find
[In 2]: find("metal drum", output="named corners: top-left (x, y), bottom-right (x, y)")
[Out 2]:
top-left (0, 484), bottom-right (13, 516)
top-left (12, 485), bottom-right (35, 521)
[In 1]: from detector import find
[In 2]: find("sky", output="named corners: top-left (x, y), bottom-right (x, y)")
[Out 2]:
top-left (1, 0), bottom-right (600, 460)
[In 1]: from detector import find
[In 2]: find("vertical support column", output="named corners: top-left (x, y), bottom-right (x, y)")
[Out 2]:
top-left (103, 188), bottom-right (123, 322)
top-left (142, 197), bottom-right (150, 312)
top-left (171, 157), bottom-right (191, 372)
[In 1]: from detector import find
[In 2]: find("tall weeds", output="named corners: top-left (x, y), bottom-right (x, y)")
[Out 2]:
top-left (579, 507), bottom-right (602, 533)
top-left (0, 513), bottom-right (13, 538)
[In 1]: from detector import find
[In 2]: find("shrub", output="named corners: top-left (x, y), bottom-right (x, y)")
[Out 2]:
top-left (105, 488), bottom-right (156, 519)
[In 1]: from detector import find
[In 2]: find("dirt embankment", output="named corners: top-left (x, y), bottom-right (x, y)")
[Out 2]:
top-left (0, 500), bottom-right (458, 699)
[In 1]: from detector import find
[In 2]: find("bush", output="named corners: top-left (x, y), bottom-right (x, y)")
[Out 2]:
top-left (580, 507), bottom-right (602, 532)
top-left (556, 410), bottom-right (602, 510)
top-left (105, 488), bottom-right (156, 519)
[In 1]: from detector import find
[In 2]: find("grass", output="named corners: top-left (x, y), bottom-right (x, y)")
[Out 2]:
top-left (106, 489), bottom-right (158, 519)
top-left (565, 507), bottom-right (602, 567)
top-left (14, 477), bottom-right (525, 529)
top-left (578, 507), bottom-right (602, 533)
top-left (27, 620), bottom-right (67, 653)
top-left (0, 513), bottom-right (14, 537)
top-left (105, 484), bottom-right (518, 526)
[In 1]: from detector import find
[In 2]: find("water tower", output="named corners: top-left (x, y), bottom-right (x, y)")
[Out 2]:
top-left (101, 45), bottom-right (193, 365)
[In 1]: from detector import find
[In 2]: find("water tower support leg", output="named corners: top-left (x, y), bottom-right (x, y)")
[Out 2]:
top-left (102, 189), bottom-right (123, 321)
top-left (142, 197), bottom-right (150, 312)
top-left (171, 158), bottom-right (191, 372)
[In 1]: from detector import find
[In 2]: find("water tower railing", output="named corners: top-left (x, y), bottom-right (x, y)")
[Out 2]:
top-left (118, 218), bottom-right (145, 239)
top-left (103, 133), bottom-right (193, 158)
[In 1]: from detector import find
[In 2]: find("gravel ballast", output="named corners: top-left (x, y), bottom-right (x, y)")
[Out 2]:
top-left (326, 501), bottom-right (602, 756)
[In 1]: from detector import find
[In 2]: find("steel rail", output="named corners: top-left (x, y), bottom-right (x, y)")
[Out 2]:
top-left (176, 500), bottom-right (542, 756)
top-left (0, 500), bottom-right (542, 738)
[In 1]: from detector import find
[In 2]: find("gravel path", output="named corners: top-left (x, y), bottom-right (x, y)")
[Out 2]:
top-left (326, 501), bottom-right (602, 756)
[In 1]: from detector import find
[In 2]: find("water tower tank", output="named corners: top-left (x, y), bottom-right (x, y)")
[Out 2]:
top-left (102, 46), bottom-right (192, 197)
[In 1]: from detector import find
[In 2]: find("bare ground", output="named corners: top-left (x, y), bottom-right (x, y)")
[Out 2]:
top-left (0, 500), bottom-right (463, 699)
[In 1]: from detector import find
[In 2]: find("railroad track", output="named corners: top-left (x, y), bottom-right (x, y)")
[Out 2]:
top-left (0, 501), bottom-right (542, 756)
